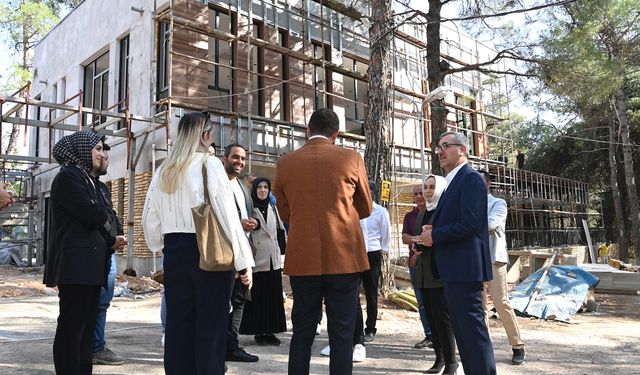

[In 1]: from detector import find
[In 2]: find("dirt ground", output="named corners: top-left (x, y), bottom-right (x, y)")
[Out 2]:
top-left (1, 265), bottom-right (639, 375)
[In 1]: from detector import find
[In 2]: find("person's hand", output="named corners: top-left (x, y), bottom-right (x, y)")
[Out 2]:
top-left (408, 253), bottom-right (418, 268)
top-left (241, 218), bottom-right (258, 232)
top-left (240, 267), bottom-right (253, 289)
top-left (416, 225), bottom-right (433, 247)
top-left (0, 184), bottom-right (16, 210)
top-left (112, 235), bottom-right (128, 251)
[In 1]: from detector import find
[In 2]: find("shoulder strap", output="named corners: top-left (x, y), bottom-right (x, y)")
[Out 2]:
top-left (201, 155), bottom-right (211, 205)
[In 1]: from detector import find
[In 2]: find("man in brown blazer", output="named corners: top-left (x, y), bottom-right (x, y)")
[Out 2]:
top-left (273, 108), bottom-right (372, 375)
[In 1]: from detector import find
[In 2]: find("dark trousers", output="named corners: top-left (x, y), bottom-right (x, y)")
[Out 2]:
top-left (362, 250), bottom-right (382, 334)
top-left (289, 273), bottom-right (360, 375)
top-left (227, 278), bottom-right (249, 352)
top-left (163, 233), bottom-right (234, 375)
top-left (354, 298), bottom-right (365, 346)
top-left (420, 287), bottom-right (457, 368)
top-left (443, 281), bottom-right (496, 375)
top-left (53, 284), bottom-right (101, 375)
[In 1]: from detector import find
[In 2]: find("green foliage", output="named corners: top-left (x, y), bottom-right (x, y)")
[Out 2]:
top-left (0, 0), bottom-right (62, 89)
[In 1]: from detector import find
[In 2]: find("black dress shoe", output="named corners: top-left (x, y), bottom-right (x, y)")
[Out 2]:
top-left (263, 334), bottom-right (281, 346)
top-left (425, 362), bottom-right (444, 374)
top-left (255, 334), bottom-right (268, 346)
top-left (226, 348), bottom-right (259, 362)
top-left (512, 347), bottom-right (526, 365)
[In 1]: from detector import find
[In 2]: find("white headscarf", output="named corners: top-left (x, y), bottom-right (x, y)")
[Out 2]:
top-left (423, 174), bottom-right (447, 212)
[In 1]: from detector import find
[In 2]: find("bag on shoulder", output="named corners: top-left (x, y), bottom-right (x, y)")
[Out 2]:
top-left (192, 158), bottom-right (234, 271)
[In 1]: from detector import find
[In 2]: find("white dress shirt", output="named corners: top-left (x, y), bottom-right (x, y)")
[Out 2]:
top-left (142, 153), bottom-right (254, 271)
top-left (444, 161), bottom-right (467, 188)
top-left (359, 202), bottom-right (391, 253)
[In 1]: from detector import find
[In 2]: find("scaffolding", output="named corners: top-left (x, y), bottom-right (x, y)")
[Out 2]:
top-left (0, 0), bottom-right (601, 269)
top-left (0, 80), bottom-right (168, 267)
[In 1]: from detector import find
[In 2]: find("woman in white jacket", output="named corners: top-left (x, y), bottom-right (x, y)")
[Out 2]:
top-left (142, 112), bottom-right (254, 374)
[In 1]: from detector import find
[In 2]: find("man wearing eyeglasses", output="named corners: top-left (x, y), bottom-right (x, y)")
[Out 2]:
top-left (414, 131), bottom-right (495, 375)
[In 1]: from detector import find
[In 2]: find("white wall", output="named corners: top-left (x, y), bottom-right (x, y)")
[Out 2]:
top-left (30, 0), bottom-right (170, 192)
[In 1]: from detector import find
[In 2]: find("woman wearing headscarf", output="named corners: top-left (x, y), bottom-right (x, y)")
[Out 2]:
top-left (142, 112), bottom-right (254, 374)
top-left (411, 174), bottom-right (458, 375)
top-left (239, 177), bottom-right (287, 345)
top-left (44, 131), bottom-right (126, 375)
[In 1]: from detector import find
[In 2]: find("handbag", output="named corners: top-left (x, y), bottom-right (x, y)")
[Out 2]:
top-left (272, 203), bottom-right (287, 255)
top-left (191, 158), bottom-right (234, 271)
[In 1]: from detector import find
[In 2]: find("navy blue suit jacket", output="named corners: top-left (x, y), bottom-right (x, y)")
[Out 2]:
top-left (431, 164), bottom-right (493, 283)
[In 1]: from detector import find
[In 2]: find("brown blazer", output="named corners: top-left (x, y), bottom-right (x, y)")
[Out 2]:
top-left (273, 137), bottom-right (372, 276)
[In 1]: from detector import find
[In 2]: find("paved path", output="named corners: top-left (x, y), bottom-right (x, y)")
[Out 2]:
top-left (1, 293), bottom-right (639, 374)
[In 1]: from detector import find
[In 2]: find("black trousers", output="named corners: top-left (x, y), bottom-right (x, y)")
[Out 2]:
top-left (420, 287), bottom-right (457, 368)
top-left (227, 277), bottom-right (249, 352)
top-left (288, 273), bottom-right (360, 375)
top-left (362, 250), bottom-right (382, 334)
top-left (53, 284), bottom-right (101, 375)
top-left (443, 281), bottom-right (496, 375)
top-left (163, 233), bottom-right (234, 375)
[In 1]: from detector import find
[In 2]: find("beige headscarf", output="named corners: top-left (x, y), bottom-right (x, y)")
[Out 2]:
top-left (423, 174), bottom-right (447, 212)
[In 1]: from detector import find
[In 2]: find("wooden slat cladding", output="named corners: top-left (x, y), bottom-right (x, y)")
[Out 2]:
top-left (171, 0), bottom-right (208, 109)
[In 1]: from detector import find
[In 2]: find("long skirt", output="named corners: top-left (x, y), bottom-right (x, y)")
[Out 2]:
top-left (239, 267), bottom-right (287, 335)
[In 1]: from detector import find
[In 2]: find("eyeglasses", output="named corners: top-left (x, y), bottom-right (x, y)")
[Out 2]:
top-left (436, 142), bottom-right (463, 151)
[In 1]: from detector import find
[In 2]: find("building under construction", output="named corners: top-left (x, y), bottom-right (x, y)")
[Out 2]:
top-left (0, 0), bottom-right (600, 274)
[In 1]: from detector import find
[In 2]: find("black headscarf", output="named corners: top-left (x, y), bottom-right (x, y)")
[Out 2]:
top-left (52, 131), bottom-right (104, 174)
top-left (251, 177), bottom-right (271, 211)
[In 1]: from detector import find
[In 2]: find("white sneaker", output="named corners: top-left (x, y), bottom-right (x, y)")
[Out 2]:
top-left (352, 344), bottom-right (366, 362)
top-left (316, 323), bottom-right (322, 335)
top-left (161, 333), bottom-right (165, 347)
top-left (320, 345), bottom-right (330, 356)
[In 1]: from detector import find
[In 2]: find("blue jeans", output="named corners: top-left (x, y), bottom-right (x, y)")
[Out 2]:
top-left (93, 254), bottom-right (116, 352)
top-left (409, 266), bottom-right (432, 337)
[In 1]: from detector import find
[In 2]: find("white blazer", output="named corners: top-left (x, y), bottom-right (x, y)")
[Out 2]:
top-left (142, 154), bottom-right (254, 272)
top-left (487, 194), bottom-right (509, 264)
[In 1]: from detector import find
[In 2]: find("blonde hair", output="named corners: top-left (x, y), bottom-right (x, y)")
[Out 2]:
top-left (159, 112), bottom-right (211, 193)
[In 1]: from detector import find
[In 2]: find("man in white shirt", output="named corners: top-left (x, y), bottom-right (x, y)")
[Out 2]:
top-left (223, 144), bottom-right (259, 363)
top-left (479, 171), bottom-right (525, 365)
top-left (359, 181), bottom-right (391, 342)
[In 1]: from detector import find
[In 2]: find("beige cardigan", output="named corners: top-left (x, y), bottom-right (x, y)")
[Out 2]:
top-left (251, 204), bottom-right (286, 272)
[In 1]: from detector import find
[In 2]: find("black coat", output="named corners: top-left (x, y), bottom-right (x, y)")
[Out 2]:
top-left (44, 165), bottom-right (113, 287)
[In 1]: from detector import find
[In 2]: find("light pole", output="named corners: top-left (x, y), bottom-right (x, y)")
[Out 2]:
top-left (395, 86), bottom-right (451, 178)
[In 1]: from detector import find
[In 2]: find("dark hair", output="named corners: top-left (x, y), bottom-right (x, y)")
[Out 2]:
top-left (478, 170), bottom-right (491, 183)
top-left (308, 108), bottom-right (339, 137)
top-left (224, 143), bottom-right (247, 157)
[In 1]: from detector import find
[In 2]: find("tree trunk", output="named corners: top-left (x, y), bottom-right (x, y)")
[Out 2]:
top-left (608, 120), bottom-right (628, 261)
top-left (614, 83), bottom-right (640, 260)
top-left (426, 0), bottom-right (447, 176)
top-left (363, 0), bottom-right (393, 201)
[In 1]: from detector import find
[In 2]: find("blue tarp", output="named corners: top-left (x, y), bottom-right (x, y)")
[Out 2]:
top-left (509, 265), bottom-right (600, 322)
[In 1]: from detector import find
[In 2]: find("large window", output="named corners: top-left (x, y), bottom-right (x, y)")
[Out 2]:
top-left (158, 22), bottom-right (170, 96)
top-left (455, 96), bottom-right (476, 156)
top-left (207, 11), bottom-right (232, 111)
top-left (279, 30), bottom-right (290, 121)
top-left (83, 51), bottom-right (109, 126)
top-left (313, 44), bottom-right (328, 109)
top-left (118, 35), bottom-right (130, 129)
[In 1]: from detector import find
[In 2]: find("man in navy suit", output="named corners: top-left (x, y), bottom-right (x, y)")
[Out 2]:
top-left (416, 131), bottom-right (496, 375)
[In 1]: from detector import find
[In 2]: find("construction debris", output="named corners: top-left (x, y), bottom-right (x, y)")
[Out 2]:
top-left (509, 265), bottom-right (599, 322)
top-left (388, 288), bottom-right (418, 312)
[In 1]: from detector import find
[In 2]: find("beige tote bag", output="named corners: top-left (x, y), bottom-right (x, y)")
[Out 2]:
top-left (192, 158), bottom-right (234, 271)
